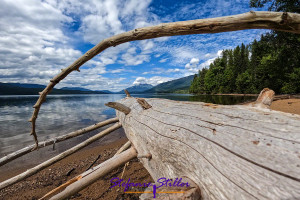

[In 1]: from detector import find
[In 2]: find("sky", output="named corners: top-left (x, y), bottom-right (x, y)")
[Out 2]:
top-left (0, 0), bottom-right (270, 92)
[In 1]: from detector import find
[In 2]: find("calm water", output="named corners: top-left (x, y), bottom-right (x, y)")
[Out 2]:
top-left (0, 94), bottom-right (256, 157)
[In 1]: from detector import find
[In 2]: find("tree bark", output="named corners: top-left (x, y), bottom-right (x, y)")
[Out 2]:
top-left (116, 97), bottom-right (300, 200)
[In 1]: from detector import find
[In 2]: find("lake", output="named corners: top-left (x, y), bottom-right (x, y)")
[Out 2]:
top-left (0, 93), bottom-right (256, 158)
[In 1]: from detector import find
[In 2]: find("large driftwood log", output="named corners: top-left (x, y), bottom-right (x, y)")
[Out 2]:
top-left (0, 122), bottom-right (121, 190)
top-left (28, 11), bottom-right (300, 146)
top-left (0, 117), bottom-right (118, 167)
top-left (116, 98), bottom-right (300, 200)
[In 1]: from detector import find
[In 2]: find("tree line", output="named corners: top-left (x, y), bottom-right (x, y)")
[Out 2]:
top-left (190, 0), bottom-right (300, 94)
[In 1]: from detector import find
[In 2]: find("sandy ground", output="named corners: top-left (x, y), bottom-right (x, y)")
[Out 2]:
top-left (0, 138), bottom-right (153, 200)
top-left (270, 99), bottom-right (300, 115)
top-left (0, 98), bottom-right (299, 200)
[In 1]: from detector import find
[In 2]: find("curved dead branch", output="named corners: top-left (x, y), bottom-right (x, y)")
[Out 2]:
top-left (29, 11), bottom-right (300, 146)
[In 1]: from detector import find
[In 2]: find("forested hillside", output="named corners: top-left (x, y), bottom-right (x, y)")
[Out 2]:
top-left (190, 0), bottom-right (300, 94)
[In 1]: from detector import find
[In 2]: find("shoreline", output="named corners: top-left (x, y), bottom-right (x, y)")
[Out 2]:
top-left (0, 98), bottom-right (299, 199)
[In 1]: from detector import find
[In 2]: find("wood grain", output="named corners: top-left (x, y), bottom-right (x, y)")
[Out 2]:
top-left (116, 98), bottom-right (300, 200)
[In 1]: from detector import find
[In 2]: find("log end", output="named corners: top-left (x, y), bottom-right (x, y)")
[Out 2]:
top-left (252, 88), bottom-right (275, 108)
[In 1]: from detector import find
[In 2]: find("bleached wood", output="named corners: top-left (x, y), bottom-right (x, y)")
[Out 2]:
top-left (0, 122), bottom-right (121, 190)
top-left (0, 117), bottom-right (118, 167)
top-left (115, 140), bottom-right (131, 155)
top-left (40, 140), bottom-right (132, 199)
top-left (251, 88), bottom-right (275, 108)
top-left (28, 11), bottom-right (300, 146)
top-left (116, 97), bottom-right (300, 200)
top-left (49, 147), bottom-right (137, 200)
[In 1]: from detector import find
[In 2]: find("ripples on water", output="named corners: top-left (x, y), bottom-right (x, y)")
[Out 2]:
top-left (0, 94), bottom-right (256, 157)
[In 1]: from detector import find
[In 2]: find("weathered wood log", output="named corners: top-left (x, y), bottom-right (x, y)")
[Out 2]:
top-left (28, 11), bottom-right (300, 146)
top-left (0, 122), bottom-right (121, 190)
top-left (116, 97), bottom-right (300, 200)
top-left (49, 147), bottom-right (137, 200)
top-left (0, 117), bottom-right (118, 167)
top-left (40, 140), bottom-right (132, 199)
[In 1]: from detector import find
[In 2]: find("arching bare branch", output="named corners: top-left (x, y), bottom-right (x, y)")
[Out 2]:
top-left (29, 11), bottom-right (300, 146)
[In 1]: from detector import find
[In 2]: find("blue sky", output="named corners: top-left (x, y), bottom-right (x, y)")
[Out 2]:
top-left (0, 0), bottom-right (269, 91)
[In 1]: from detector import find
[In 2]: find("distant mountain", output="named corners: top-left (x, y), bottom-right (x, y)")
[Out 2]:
top-left (118, 84), bottom-right (153, 94)
top-left (8, 83), bottom-right (46, 89)
top-left (0, 82), bottom-right (112, 95)
top-left (97, 90), bottom-right (114, 94)
top-left (144, 75), bottom-right (194, 93)
top-left (60, 87), bottom-right (92, 91)
top-left (61, 87), bottom-right (114, 94)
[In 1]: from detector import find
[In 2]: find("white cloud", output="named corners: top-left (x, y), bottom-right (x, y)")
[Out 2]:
top-left (185, 58), bottom-right (199, 69)
top-left (159, 58), bottom-right (167, 63)
top-left (0, 0), bottom-right (82, 85)
top-left (183, 50), bottom-right (221, 75)
top-left (133, 76), bottom-right (172, 86)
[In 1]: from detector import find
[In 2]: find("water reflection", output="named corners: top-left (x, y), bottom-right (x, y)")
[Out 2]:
top-left (0, 94), bottom-right (256, 156)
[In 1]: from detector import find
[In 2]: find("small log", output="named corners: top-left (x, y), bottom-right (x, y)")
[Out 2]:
top-left (0, 117), bottom-right (119, 167)
top-left (115, 141), bottom-right (131, 155)
top-left (124, 89), bottom-right (131, 97)
top-left (0, 122), bottom-right (121, 190)
top-left (105, 102), bottom-right (131, 115)
top-left (49, 147), bottom-right (137, 200)
top-left (116, 96), bottom-right (300, 199)
top-left (137, 98), bottom-right (152, 110)
top-left (40, 140), bottom-right (132, 199)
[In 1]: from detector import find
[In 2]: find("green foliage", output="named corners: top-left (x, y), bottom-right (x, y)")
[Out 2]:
top-left (189, 32), bottom-right (300, 94)
top-left (189, 0), bottom-right (299, 95)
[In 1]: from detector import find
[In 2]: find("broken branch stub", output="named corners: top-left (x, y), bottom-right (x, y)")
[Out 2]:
top-left (252, 88), bottom-right (275, 108)
top-left (105, 102), bottom-right (131, 115)
top-left (137, 98), bottom-right (152, 110)
top-left (124, 89), bottom-right (131, 97)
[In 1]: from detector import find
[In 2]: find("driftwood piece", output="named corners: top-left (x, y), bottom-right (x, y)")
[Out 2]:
top-left (105, 102), bottom-right (131, 115)
top-left (116, 97), bottom-right (300, 200)
top-left (28, 11), bottom-right (300, 146)
top-left (115, 140), bottom-right (131, 155)
top-left (251, 88), bottom-right (275, 108)
top-left (40, 140), bottom-right (132, 199)
top-left (49, 147), bottom-right (137, 200)
top-left (0, 117), bottom-right (118, 167)
top-left (0, 122), bottom-right (121, 190)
